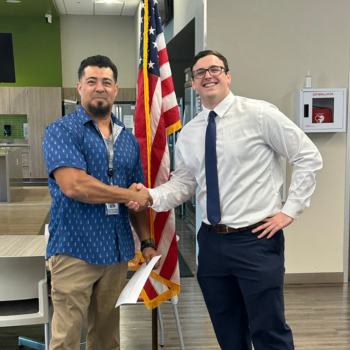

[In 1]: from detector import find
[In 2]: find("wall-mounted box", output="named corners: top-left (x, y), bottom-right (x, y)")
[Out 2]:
top-left (294, 88), bottom-right (347, 132)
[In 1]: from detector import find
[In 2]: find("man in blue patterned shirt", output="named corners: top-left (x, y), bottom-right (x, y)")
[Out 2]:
top-left (43, 55), bottom-right (156, 350)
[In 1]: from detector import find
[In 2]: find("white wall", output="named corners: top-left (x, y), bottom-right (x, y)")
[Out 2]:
top-left (134, 3), bottom-right (142, 79)
top-left (206, 0), bottom-right (350, 276)
top-left (60, 15), bottom-right (136, 88)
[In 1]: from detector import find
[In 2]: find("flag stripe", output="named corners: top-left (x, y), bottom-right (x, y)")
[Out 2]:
top-left (158, 47), bottom-right (168, 67)
top-left (156, 32), bottom-right (166, 52)
top-left (162, 91), bottom-right (178, 113)
top-left (144, 279), bottom-right (159, 300)
top-left (153, 147), bottom-right (170, 188)
top-left (161, 75), bottom-right (176, 97)
top-left (159, 61), bottom-right (172, 81)
top-left (149, 78), bottom-right (162, 144)
top-left (150, 140), bottom-right (166, 187)
top-left (160, 235), bottom-right (178, 279)
top-left (164, 106), bottom-right (182, 129)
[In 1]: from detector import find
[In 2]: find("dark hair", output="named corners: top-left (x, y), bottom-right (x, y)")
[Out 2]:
top-left (78, 55), bottom-right (118, 83)
top-left (190, 50), bottom-right (229, 78)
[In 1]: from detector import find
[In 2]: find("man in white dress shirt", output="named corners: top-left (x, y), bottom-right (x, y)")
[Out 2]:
top-left (129, 50), bottom-right (323, 350)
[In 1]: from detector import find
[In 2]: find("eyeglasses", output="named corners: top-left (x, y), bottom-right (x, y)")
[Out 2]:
top-left (192, 65), bottom-right (226, 79)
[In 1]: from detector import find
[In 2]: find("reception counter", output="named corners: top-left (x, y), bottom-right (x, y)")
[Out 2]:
top-left (0, 147), bottom-right (23, 202)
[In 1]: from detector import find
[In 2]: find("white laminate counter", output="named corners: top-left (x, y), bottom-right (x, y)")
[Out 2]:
top-left (0, 144), bottom-right (28, 147)
top-left (0, 235), bottom-right (48, 257)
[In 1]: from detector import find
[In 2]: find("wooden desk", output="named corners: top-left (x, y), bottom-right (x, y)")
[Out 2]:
top-left (0, 235), bottom-right (47, 257)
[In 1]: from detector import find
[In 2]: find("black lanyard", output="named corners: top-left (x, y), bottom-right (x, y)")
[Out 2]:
top-left (101, 119), bottom-right (114, 186)
top-left (107, 135), bottom-right (114, 185)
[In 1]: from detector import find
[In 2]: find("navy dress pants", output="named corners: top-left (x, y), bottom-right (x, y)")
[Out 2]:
top-left (197, 223), bottom-right (294, 350)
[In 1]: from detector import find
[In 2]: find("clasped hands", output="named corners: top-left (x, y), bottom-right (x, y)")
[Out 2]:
top-left (127, 183), bottom-right (152, 211)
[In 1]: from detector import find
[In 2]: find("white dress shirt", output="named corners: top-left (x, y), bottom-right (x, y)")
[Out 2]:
top-left (149, 92), bottom-right (323, 228)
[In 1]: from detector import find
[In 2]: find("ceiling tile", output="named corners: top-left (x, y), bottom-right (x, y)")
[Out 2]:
top-left (65, 0), bottom-right (93, 15)
top-left (94, 2), bottom-right (123, 15)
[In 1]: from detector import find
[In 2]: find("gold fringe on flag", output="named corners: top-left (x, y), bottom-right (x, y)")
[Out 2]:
top-left (166, 120), bottom-right (182, 136)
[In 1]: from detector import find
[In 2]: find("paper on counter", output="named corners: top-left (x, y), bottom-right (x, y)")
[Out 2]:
top-left (115, 255), bottom-right (161, 308)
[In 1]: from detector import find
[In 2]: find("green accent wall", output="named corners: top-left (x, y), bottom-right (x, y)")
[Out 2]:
top-left (0, 16), bottom-right (62, 87)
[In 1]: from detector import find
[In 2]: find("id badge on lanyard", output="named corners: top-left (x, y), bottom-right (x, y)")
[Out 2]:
top-left (105, 130), bottom-right (119, 216)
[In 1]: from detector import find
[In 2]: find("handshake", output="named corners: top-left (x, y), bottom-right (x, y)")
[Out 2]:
top-left (127, 183), bottom-right (153, 211)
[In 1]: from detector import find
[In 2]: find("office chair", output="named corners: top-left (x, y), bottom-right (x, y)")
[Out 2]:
top-left (121, 293), bottom-right (184, 349)
top-left (0, 255), bottom-right (49, 350)
top-left (158, 295), bottom-right (184, 349)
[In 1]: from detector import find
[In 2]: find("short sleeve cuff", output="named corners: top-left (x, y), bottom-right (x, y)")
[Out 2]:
top-left (48, 163), bottom-right (87, 179)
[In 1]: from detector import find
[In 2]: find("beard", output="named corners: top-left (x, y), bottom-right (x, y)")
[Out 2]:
top-left (87, 100), bottom-right (111, 118)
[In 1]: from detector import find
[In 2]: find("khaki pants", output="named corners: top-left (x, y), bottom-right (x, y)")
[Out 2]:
top-left (48, 254), bottom-right (128, 350)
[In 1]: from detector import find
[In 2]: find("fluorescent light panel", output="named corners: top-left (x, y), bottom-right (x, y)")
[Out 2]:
top-left (95, 0), bottom-right (123, 3)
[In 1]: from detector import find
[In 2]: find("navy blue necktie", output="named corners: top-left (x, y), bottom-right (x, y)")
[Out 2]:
top-left (205, 111), bottom-right (221, 226)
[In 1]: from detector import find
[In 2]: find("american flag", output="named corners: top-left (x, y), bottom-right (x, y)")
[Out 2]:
top-left (131, 0), bottom-right (182, 309)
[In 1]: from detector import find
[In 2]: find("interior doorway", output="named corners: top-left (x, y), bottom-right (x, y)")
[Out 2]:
top-left (166, 18), bottom-right (195, 104)
top-left (166, 19), bottom-right (196, 235)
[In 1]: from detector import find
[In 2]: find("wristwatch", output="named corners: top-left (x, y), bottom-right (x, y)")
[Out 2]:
top-left (141, 238), bottom-right (156, 252)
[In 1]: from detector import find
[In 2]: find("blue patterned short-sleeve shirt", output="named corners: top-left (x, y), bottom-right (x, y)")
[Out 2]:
top-left (42, 106), bottom-right (145, 265)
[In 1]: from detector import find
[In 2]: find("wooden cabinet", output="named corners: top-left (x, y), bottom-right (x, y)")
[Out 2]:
top-left (121, 88), bottom-right (136, 102)
top-left (21, 147), bottom-right (29, 178)
top-left (8, 88), bottom-right (28, 115)
top-left (0, 148), bottom-right (23, 202)
top-left (0, 87), bottom-right (27, 114)
top-left (0, 87), bottom-right (62, 179)
top-left (62, 87), bottom-right (79, 102)
top-left (27, 87), bottom-right (62, 178)
top-left (0, 88), bottom-right (10, 114)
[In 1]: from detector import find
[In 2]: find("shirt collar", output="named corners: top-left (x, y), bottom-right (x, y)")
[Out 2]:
top-left (77, 105), bottom-right (125, 129)
top-left (202, 92), bottom-right (235, 120)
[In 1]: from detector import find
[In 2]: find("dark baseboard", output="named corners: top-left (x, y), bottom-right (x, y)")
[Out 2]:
top-left (23, 178), bottom-right (48, 186)
top-left (285, 272), bottom-right (344, 284)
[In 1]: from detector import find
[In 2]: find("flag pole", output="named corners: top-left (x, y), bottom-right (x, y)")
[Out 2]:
top-left (152, 308), bottom-right (158, 349)
top-left (143, 1), bottom-right (158, 346)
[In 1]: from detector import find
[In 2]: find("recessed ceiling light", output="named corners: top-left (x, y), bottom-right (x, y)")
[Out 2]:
top-left (6, 0), bottom-right (21, 3)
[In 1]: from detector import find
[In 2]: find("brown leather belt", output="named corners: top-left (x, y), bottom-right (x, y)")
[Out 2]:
top-left (206, 221), bottom-right (264, 234)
